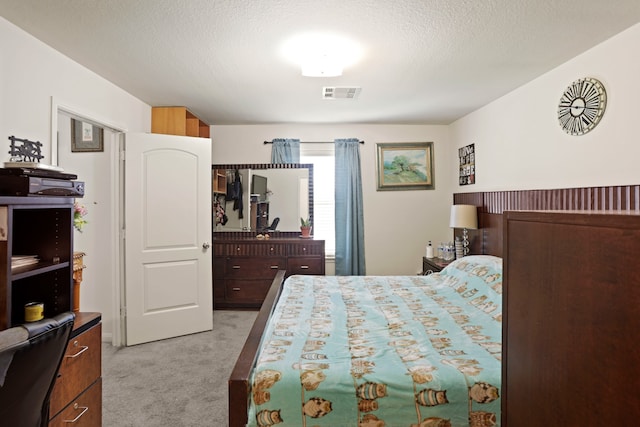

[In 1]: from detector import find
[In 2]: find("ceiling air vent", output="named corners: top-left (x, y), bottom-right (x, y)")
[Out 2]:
top-left (322, 87), bottom-right (361, 100)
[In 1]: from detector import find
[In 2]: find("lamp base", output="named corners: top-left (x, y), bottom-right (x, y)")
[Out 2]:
top-left (462, 228), bottom-right (470, 256)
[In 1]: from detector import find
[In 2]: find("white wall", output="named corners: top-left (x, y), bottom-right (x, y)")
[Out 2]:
top-left (450, 23), bottom-right (640, 192)
top-left (212, 124), bottom-right (452, 275)
top-left (256, 168), bottom-right (308, 231)
top-left (57, 114), bottom-right (119, 341)
top-left (1, 18), bottom-right (151, 340)
top-left (0, 18), bottom-right (150, 162)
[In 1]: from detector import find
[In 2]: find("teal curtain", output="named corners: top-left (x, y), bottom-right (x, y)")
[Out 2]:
top-left (270, 138), bottom-right (300, 163)
top-left (334, 138), bottom-right (365, 275)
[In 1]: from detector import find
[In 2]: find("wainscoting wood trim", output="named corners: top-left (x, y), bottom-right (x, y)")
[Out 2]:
top-left (454, 185), bottom-right (640, 257)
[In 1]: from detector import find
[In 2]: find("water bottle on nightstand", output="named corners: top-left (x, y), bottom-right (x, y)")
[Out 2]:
top-left (426, 241), bottom-right (434, 258)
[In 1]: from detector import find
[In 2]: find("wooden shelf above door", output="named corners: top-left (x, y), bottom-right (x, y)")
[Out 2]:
top-left (151, 106), bottom-right (210, 138)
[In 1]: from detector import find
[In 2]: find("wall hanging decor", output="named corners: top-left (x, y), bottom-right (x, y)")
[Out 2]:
top-left (376, 142), bottom-right (434, 191)
top-left (557, 77), bottom-right (607, 136)
top-left (71, 118), bottom-right (104, 152)
top-left (459, 143), bottom-right (475, 185)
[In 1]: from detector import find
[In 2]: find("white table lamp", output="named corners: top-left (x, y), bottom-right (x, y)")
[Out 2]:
top-left (449, 204), bottom-right (478, 256)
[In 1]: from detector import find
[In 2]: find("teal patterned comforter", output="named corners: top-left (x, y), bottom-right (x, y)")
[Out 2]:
top-left (247, 256), bottom-right (502, 427)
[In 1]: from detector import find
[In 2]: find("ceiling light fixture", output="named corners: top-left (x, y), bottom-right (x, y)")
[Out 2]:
top-left (282, 33), bottom-right (362, 78)
top-left (301, 53), bottom-right (343, 77)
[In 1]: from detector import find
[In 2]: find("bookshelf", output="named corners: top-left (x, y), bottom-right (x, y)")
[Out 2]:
top-left (0, 196), bottom-right (74, 330)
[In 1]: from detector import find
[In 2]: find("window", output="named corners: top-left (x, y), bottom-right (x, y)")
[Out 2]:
top-left (301, 144), bottom-right (335, 257)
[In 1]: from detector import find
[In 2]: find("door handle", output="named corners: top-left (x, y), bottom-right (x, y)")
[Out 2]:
top-left (202, 242), bottom-right (210, 250)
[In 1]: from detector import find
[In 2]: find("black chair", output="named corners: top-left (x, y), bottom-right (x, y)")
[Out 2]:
top-left (266, 217), bottom-right (280, 232)
top-left (0, 312), bottom-right (75, 427)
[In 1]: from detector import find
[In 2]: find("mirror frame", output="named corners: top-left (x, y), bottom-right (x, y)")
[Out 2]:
top-left (212, 163), bottom-right (314, 237)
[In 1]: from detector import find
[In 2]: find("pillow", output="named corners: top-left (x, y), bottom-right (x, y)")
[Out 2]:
top-left (438, 255), bottom-right (503, 317)
top-left (441, 255), bottom-right (502, 287)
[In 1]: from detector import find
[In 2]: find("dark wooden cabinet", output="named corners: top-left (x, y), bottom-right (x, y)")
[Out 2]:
top-left (213, 238), bottom-right (325, 308)
top-left (0, 196), bottom-right (74, 330)
top-left (421, 256), bottom-right (451, 275)
top-left (0, 197), bottom-right (101, 425)
top-left (49, 312), bottom-right (102, 426)
top-left (502, 210), bottom-right (640, 426)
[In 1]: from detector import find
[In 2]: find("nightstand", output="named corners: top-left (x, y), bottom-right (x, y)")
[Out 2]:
top-left (422, 257), bottom-right (452, 275)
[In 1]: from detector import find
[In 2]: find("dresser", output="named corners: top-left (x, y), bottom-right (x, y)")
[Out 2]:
top-left (49, 312), bottom-right (102, 426)
top-left (213, 238), bottom-right (325, 308)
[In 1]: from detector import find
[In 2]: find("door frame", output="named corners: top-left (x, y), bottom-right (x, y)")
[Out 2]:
top-left (51, 96), bottom-right (128, 346)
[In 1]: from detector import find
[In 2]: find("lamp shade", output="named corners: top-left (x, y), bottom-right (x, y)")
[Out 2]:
top-left (449, 205), bottom-right (478, 229)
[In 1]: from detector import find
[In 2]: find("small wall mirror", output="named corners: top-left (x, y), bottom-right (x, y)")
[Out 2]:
top-left (212, 163), bottom-right (313, 234)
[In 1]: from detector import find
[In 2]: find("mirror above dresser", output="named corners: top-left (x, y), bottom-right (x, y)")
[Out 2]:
top-left (212, 163), bottom-right (313, 235)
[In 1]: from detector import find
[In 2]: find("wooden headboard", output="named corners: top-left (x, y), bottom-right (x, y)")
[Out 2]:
top-left (454, 185), bottom-right (640, 257)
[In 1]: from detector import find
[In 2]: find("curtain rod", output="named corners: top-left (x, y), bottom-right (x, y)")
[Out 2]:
top-left (263, 140), bottom-right (364, 144)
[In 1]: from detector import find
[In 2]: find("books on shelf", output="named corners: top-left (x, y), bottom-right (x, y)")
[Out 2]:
top-left (11, 255), bottom-right (39, 270)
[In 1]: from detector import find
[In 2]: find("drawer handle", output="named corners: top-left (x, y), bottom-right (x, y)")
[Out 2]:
top-left (66, 342), bottom-right (89, 358)
top-left (232, 265), bottom-right (241, 269)
top-left (299, 265), bottom-right (309, 269)
top-left (270, 265), bottom-right (279, 269)
top-left (232, 287), bottom-right (241, 291)
top-left (63, 403), bottom-right (88, 423)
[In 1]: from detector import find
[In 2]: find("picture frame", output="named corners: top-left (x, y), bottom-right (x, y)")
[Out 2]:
top-left (459, 143), bottom-right (475, 185)
top-left (376, 142), bottom-right (434, 191)
top-left (71, 118), bottom-right (104, 152)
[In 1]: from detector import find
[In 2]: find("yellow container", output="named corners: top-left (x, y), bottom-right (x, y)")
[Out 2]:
top-left (24, 302), bottom-right (44, 322)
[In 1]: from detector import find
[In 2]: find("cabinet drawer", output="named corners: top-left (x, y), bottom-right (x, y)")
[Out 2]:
top-left (225, 257), bottom-right (286, 278)
top-left (215, 243), bottom-right (287, 256)
top-left (287, 257), bottom-right (325, 275)
top-left (225, 279), bottom-right (273, 303)
top-left (49, 378), bottom-right (102, 427)
top-left (287, 242), bottom-right (325, 256)
top-left (50, 323), bottom-right (102, 417)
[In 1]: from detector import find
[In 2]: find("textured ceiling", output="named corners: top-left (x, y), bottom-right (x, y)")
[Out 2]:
top-left (1, 0), bottom-right (639, 125)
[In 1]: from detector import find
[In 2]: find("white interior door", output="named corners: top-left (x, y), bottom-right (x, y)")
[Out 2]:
top-left (124, 132), bottom-right (212, 345)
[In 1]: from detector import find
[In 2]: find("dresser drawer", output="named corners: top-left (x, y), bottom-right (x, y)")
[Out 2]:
top-left (213, 239), bottom-right (324, 308)
top-left (215, 242), bottom-right (287, 256)
top-left (224, 257), bottom-right (286, 278)
top-left (50, 322), bottom-right (102, 417)
top-left (287, 257), bottom-right (325, 275)
top-left (287, 241), bottom-right (325, 256)
top-left (225, 279), bottom-right (273, 303)
top-left (49, 378), bottom-right (102, 427)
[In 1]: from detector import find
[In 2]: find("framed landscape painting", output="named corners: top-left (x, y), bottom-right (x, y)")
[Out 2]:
top-left (376, 142), bottom-right (434, 191)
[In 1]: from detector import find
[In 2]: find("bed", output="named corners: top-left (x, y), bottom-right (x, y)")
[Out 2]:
top-left (230, 255), bottom-right (503, 427)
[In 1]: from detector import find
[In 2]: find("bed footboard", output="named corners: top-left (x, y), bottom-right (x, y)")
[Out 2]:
top-left (228, 270), bottom-right (286, 427)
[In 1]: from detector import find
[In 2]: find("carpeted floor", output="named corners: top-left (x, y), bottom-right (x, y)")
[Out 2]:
top-left (102, 310), bottom-right (257, 427)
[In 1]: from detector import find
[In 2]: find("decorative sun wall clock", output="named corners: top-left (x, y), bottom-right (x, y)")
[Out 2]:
top-left (557, 77), bottom-right (607, 136)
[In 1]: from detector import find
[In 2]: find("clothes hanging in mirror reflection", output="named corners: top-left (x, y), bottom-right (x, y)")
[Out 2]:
top-left (226, 169), bottom-right (244, 219)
